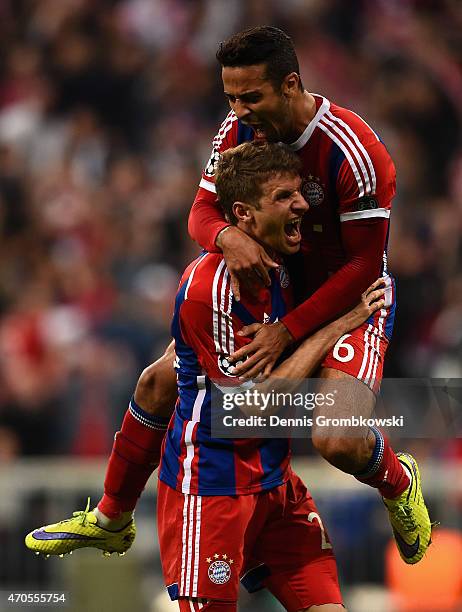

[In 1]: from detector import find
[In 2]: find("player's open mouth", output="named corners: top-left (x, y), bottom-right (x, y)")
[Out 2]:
top-left (284, 218), bottom-right (302, 245)
top-left (252, 125), bottom-right (265, 137)
top-left (246, 122), bottom-right (265, 138)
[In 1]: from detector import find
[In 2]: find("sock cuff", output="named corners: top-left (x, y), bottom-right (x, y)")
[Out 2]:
top-left (129, 397), bottom-right (170, 431)
top-left (355, 426), bottom-right (385, 479)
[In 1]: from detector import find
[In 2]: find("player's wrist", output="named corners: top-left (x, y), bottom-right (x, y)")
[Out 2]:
top-left (274, 321), bottom-right (294, 347)
top-left (337, 310), bottom-right (358, 334)
top-left (215, 225), bottom-right (234, 248)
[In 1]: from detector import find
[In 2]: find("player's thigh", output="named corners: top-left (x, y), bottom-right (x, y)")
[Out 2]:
top-left (157, 479), bottom-right (256, 604)
top-left (134, 340), bottom-right (177, 416)
top-left (321, 320), bottom-right (390, 394)
top-left (252, 471), bottom-right (342, 612)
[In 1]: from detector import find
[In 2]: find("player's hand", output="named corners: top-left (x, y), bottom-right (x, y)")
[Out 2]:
top-left (229, 321), bottom-right (293, 380)
top-left (217, 226), bottom-right (279, 301)
top-left (344, 277), bottom-right (387, 330)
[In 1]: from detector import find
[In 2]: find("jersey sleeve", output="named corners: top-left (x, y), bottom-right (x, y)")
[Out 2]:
top-left (336, 135), bottom-right (396, 222)
top-left (188, 111), bottom-right (239, 251)
top-left (281, 218), bottom-right (388, 341)
top-left (179, 298), bottom-right (249, 385)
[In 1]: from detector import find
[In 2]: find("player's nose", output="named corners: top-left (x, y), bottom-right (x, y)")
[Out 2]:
top-left (232, 100), bottom-right (251, 121)
top-left (293, 191), bottom-right (309, 213)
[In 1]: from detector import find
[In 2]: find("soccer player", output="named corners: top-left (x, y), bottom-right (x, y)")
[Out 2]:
top-left (188, 26), bottom-right (432, 565)
top-left (25, 26), bottom-right (431, 566)
top-left (28, 142), bottom-right (387, 611)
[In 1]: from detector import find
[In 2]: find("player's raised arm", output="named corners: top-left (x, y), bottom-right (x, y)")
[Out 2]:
top-left (230, 135), bottom-right (396, 376)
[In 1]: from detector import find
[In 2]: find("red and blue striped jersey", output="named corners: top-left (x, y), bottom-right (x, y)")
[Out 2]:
top-left (159, 252), bottom-right (293, 496)
top-left (190, 95), bottom-right (397, 342)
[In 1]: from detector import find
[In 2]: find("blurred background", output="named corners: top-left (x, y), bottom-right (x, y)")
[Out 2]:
top-left (0, 0), bottom-right (461, 610)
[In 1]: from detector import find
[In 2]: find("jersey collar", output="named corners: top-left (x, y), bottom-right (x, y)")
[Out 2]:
top-left (286, 95), bottom-right (330, 151)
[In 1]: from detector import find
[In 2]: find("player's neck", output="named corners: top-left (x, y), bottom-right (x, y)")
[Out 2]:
top-left (290, 90), bottom-right (317, 140)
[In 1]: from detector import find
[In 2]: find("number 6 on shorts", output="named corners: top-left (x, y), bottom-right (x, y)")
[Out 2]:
top-left (332, 334), bottom-right (355, 363)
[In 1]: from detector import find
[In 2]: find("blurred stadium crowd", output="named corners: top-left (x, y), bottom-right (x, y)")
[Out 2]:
top-left (0, 0), bottom-right (461, 458)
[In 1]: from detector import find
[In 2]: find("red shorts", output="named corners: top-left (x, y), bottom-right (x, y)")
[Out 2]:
top-left (157, 469), bottom-right (342, 611)
top-left (322, 304), bottom-right (393, 393)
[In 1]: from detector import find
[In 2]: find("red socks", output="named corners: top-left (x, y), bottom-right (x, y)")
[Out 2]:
top-left (98, 398), bottom-right (170, 518)
top-left (355, 427), bottom-right (410, 499)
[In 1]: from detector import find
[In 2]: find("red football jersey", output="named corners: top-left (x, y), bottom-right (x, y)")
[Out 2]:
top-left (159, 252), bottom-right (294, 496)
top-left (189, 95), bottom-right (396, 341)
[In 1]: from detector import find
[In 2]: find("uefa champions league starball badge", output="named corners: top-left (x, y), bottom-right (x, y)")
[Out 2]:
top-left (204, 147), bottom-right (221, 178)
top-left (206, 553), bottom-right (233, 584)
top-left (218, 354), bottom-right (244, 377)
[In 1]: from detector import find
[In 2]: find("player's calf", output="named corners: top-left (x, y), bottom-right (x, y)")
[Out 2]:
top-left (311, 432), bottom-right (373, 475)
top-left (97, 340), bottom-right (177, 520)
top-left (134, 340), bottom-right (177, 417)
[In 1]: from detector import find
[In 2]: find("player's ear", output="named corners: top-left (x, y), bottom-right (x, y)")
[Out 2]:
top-left (233, 201), bottom-right (254, 224)
top-left (282, 72), bottom-right (300, 98)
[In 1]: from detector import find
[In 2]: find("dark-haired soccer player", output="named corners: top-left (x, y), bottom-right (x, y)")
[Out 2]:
top-left (189, 26), bottom-right (431, 566)
top-left (26, 26), bottom-right (431, 567)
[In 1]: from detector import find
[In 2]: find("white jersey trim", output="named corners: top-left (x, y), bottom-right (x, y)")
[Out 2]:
top-left (340, 208), bottom-right (390, 221)
top-left (212, 260), bottom-right (227, 352)
top-left (192, 495), bottom-right (202, 597)
top-left (185, 254), bottom-right (209, 300)
top-left (287, 95), bottom-right (330, 151)
top-left (213, 111), bottom-right (237, 149)
top-left (199, 177), bottom-right (216, 193)
top-left (180, 494), bottom-right (190, 595)
top-left (184, 493), bottom-right (196, 595)
top-left (322, 113), bottom-right (373, 195)
top-left (181, 376), bottom-right (207, 495)
top-left (319, 118), bottom-right (365, 196)
top-left (180, 492), bottom-right (203, 599)
top-left (326, 110), bottom-right (377, 194)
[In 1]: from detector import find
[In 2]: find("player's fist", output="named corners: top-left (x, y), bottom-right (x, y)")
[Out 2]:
top-left (217, 226), bottom-right (278, 301)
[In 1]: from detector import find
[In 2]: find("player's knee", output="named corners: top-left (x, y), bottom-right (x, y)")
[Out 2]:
top-left (134, 342), bottom-right (177, 416)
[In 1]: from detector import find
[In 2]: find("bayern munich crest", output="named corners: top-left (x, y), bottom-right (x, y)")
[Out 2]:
top-left (207, 553), bottom-right (233, 584)
top-left (302, 175), bottom-right (324, 207)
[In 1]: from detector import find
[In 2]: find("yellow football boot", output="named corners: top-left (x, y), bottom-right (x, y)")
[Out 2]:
top-left (383, 453), bottom-right (432, 564)
top-left (25, 499), bottom-right (135, 557)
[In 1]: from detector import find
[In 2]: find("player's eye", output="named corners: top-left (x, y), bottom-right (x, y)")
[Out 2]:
top-left (241, 94), bottom-right (262, 104)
